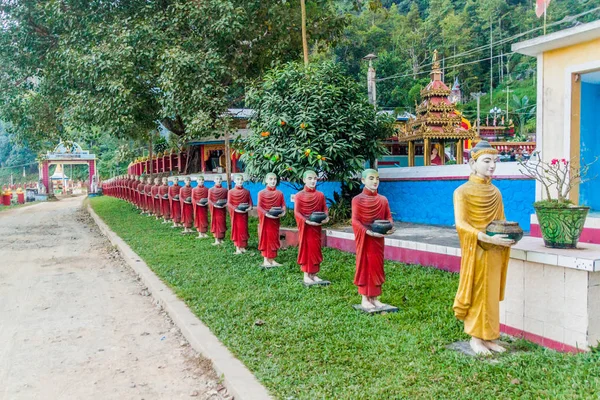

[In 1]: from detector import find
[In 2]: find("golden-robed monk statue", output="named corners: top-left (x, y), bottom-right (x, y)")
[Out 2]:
top-left (453, 140), bottom-right (515, 356)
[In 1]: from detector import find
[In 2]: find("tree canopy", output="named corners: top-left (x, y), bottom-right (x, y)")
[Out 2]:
top-left (0, 0), bottom-right (346, 153)
top-left (238, 61), bottom-right (394, 187)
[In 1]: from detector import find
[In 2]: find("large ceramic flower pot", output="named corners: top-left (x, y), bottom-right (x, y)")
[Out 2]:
top-left (534, 204), bottom-right (589, 249)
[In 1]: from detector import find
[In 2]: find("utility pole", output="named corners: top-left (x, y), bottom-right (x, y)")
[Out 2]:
top-left (471, 92), bottom-right (486, 137)
top-left (300, 0), bottom-right (309, 66)
top-left (504, 86), bottom-right (513, 120)
top-left (490, 18), bottom-right (493, 105)
top-left (363, 53), bottom-right (378, 108)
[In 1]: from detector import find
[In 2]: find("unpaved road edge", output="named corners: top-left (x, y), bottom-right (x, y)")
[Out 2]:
top-left (86, 203), bottom-right (273, 400)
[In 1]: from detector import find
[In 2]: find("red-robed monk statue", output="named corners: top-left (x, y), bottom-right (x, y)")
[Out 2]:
top-left (180, 176), bottom-right (194, 234)
top-left (152, 177), bottom-right (161, 220)
top-left (144, 177), bottom-right (154, 216)
top-left (352, 169), bottom-right (395, 311)
top-left (169, 177), bottom-right (182, 228)
top-left (208, 175), bottom-right (228, 246)
top-left (257, 172), bottom-right (286, 267)
top-left (192, 175), bottom-right (209, 239)
top-left (294, 170), bottom-right (329, 284)
top-left (136, 176), bottom-right (145, 212)
top-left (159, 177), bottom-right (170, 224)
top-left (227, 174), bottom-right (252, 254)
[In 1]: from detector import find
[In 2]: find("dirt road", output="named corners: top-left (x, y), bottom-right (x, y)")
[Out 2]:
top-left (0, 196), bottom-right (229, 400)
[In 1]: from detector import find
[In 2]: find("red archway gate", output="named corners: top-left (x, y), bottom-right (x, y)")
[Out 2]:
top-left (39, 141), bottom-right (97, 194)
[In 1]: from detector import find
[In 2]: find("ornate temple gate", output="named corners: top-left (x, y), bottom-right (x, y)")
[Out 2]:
top-left (39, 142), bottom-right (97, 194)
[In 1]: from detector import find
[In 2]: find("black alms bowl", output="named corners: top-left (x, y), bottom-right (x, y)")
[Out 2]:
top-left (237, 202), bottom-right (250, 212)
top-left (371, 220), bottom-right (393, 235)
top-left (268, 206), bottom-right (284, 217)
top-left (184, 196), bottom-right (192, 204)
top-left (486, 220), bottom-right (524, 243)
top-left (162, 194), bottom-right (169, 200)
top-left (173, 195), bottom-right (180, 201)
top-left (215, 198), bottom-right (227, 207)
top-left (308, 211), bottom-right (327, 224)
top-left (197, 198), bottom-right (208, 206)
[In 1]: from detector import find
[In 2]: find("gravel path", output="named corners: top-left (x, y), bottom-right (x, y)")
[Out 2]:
top-left (0, 196), bottom-right (230, 400)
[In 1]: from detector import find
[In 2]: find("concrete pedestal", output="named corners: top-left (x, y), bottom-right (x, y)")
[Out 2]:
top-left (501, 237), bottom-right (600, 352)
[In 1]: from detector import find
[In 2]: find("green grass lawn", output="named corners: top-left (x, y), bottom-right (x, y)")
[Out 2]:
top-left (91, 196), bottom-right (600, 399)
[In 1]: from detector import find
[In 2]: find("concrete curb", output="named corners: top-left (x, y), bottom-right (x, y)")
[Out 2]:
top-left (86, 204), bottom-right (273, 400)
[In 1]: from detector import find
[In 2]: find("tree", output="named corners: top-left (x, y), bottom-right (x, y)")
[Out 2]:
top-left (510, 95), bottom-right (536, 139)
top-left (0, 0), bottom-right (347, 155)
top-left (238, 61), bottom-right (394, 190)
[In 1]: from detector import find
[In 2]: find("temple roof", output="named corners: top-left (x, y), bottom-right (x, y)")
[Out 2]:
top-left (399, 50), bottom-right (474, 143)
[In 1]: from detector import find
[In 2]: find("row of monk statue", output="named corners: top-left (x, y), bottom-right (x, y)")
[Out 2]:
top-left (102, 141), bottom-right (514, 357)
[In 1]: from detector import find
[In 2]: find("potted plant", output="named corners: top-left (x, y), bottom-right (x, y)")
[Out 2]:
top-left (519, 153), bottom-right (596, 248)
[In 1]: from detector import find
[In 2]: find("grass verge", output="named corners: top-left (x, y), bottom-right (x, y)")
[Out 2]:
top-left (91, 196), bottom-right (600, 399)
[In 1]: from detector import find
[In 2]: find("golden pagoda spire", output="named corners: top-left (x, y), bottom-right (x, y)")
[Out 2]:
top-left (430, 49), bottom-right (442, 82)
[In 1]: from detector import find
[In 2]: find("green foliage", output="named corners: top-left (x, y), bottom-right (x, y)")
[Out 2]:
top-left (0, 0), bottom-right (347, 152)
top-left (326, 191), bottom-right (353, 225)
top-left (238, 61), bottom-right (394, 187)
top-left (92, 196), bottom-right (600, 399)
top-left (333, 0), bottom-right (598, 114)
top-left (153, 137), bottom-right (168, 155)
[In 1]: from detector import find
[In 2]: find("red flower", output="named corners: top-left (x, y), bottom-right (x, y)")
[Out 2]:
top-left (561, 158), bottom-right (568, 165)
top-left (551, 159), bottom-right (558, 166)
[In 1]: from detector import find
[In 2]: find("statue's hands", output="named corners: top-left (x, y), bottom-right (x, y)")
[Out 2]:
top-left (366, 230), bottom-right (385, 238)
top-left (478, 232), bottom-right (514, 247)
top-left (323, 216), bottom-right (330, 224)
top-left (234, 208), bottom-right (245, 213)
top-left (305, 220), bottom-right (320, 226)
top-left (265, 213), bottom-right (279, 219)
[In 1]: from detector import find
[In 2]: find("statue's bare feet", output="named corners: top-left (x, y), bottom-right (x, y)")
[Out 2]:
top-left (361, 296), bottom-right (376, 310)
top-left (261, 257), bottom-right (271, 267)
top-left (171, 224), bottom-right (177, 228)
top-left (212, 239), bottom-right (223, 246)
top-left (240, 248), bottom-right (247, 253)
top-left (269, 259), bottom-right (282, 267)
top-left (310, 274), bottom-right (323, 282)
top-left (234, 247), bottom-right (243, 255)
top-left (470, 337), bottom-right (492, 356)
top-left (371, 298), bottom-right (387, 308)
top-left (483, 340), bottom-right (506, 353)
top-left (303, 273), bottom-right (315, 284)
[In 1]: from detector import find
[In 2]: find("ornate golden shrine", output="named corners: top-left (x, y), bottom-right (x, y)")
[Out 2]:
top-left (399, 50), bottom-right (475, 166)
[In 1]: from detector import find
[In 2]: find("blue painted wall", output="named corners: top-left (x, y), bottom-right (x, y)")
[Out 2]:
top-left (378, 178), bottom-right (535, 231)
top-left (170, 176), bottom-right (534, 230)
top-left (580, 81), bottom-right (600, 211)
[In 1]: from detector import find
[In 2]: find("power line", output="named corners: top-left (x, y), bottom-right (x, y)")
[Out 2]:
top-left (0, 161), bottom-right (38, 170)
top-left (377, 7), bottom-right (600, 83)
top-left (377, 53), bottom-right (514, 82)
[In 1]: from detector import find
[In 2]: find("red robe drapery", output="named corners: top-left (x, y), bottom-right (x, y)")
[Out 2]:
top-left (294, 187), bottom-right (327, 274)
top-left (180, 186), bottom-right (194, 228)
top-left (137, 182), bottom-right (145, 209)
top-left (144, 184), bottom-right (153, 212)
top-left (208, 185), bottom-right (228, 239)
top-left (228, 186), bottom-right (252, 248)
top-left (352, 187), bottom-right (392, 297)
top-left (128, 179), bottom-right (135, 202)
top-left (192, 186), bottom-right (209, 233)
top-left (159, 184), bottom-right (170, 219)
top-left (151, 185), bottom-right (161, 216)
top-left (257, 186), bottom-right (286, 259)
top-left (169, 184), bottom-right (182, 223)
